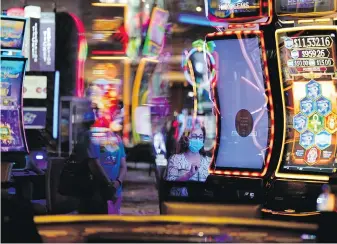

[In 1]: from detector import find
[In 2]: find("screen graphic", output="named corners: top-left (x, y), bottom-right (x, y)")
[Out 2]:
top-left (0, 16), bottom-right (26, 51)
top-left (208, 33), bottom-right (272, 171)
top-left (0, 58), bottom-right (27, 152)
top-left (277, 28), bottom-right (337, 174)
top-left (23, 107), bottom-right (47, 129)
top-left (276, 0), bottom-right (336, 15)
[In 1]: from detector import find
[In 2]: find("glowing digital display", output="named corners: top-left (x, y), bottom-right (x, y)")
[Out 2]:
top-left (207, 32), bottom-right (273, 172)
top-left (143, 7), bottom-right (169, 57)
top-left (88, 5), bottom-right (127, 54)
top-left (276, 0), bottom-right (336, 14)
top-left (0, 57), bottom-right (27, 152)
top-left (86, 60), bottom-right (124, 126)
top-left (0, 16), bottom-right (26, 51)
top-left (207, 0), bottom-right (270, 21)
top-left (276, 27), bottom-right (337, 175)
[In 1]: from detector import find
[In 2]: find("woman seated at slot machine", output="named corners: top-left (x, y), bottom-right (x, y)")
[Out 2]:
top-left (165, 124), bottom-right (210, 197)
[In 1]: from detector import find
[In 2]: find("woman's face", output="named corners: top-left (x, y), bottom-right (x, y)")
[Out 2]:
top-left (189, 127), bottom-right (204, 141)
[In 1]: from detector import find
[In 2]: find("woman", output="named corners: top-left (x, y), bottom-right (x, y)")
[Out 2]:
top-left (98, 129), bottom-right (127, 215)
top-left (165, 125), bottom-right (210, 196)
top-left (76, 108), bottom-right (127, 215)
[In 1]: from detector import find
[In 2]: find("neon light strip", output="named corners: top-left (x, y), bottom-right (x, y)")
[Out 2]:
top-left (92, 50), bottom-right (126, 55)
top-left (91, 56), bottom-right (129, 60)
top-left (178, 14), bottom-right (221, 27)
top-left (53, 71), bottom-right (60, 139)
top-left (69, 13), bottom-right (87, 97)
top-left (22, 59), bottom-right (29, 153)
top-left (207, 30), bottom-right (274, 178)
top-left (187, 60), bottom-right (198, 120)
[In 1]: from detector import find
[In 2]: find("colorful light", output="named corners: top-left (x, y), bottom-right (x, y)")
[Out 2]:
top-left (69, 13), bottom-right (87, 98)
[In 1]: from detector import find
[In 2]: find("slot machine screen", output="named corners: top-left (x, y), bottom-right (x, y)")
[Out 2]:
top-left (207, 0), bottom-right (270, 21)
top-left (276, 0), bottom-right (336, 15)
top-left (23, 107), bottom-right (47, 129)
top-left (0, 16), bottom-right (26, 51)
top-left (143, 7), bottom-right (169, 57)
top-left (276, 27), bottom-right (337, 175)
top-left (206, 32), bottom-right (272, 171)
top-left (0, 57), bottom-right (28, 152)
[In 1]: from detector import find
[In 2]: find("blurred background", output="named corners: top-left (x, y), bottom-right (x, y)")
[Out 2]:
top-left (1, 0), bottom-right (218, 215)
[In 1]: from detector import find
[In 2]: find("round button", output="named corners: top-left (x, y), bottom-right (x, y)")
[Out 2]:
top-left (235, 109), bottom-right (253, 137)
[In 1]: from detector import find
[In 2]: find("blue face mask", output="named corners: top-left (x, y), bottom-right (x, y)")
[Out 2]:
top-left (188, 138), bottom-right (204, 153)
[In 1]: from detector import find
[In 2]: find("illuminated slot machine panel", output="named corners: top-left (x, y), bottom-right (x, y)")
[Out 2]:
top-left (206, 31), bottom-right (274, 178)
top-left (275, 0), bottom-right (337, 20)
top-left (207, 0), bottom-right (272, 24)
top-left (275, 26), bottom-right (337, 181)
top-left (0, 57), bottom-right (28, 153)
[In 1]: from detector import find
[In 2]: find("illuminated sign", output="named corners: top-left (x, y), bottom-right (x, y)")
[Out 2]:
top-left (0, 16), bottom-right (26, 52)
top-left (92, 18), bottom-right (123, 31)
top-left (0, 57), bottom-right (28, 152)
top-left (86, 57), bottom-right (131, 143)
top-left (276, 27), bottom-right (337, 179)
top-left (39, 12), bottom-right (55, 71)
top-left (207, 0), bottom-right (271, 22)
top-left (7, 8), bottom-right (24, 17)
top-left (88, 4), bottom-right (128, 55)
top-left (23, 107), bottom-right (47, 129)
top-left (276, 0), bottom-right (337, 16)
top-left (283, 35), bottom-right (335, 73)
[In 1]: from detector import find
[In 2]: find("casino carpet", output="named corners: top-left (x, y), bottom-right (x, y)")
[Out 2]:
top-left (120, 164), bottom-right (160, 215)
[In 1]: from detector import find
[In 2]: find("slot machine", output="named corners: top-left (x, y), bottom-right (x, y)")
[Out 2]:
top-left (132, 7), bottom-right (169, 145)
top-left (204, 0), bottom-right (278, 203)
top-left (264, 0), bottom-right (337, 216)
top-left (21, 9), bottom-right (57, 172)
top-left (1, 15), bottom-right (29, 169)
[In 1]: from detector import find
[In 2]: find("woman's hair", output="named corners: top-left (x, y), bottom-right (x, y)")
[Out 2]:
top-left (178, 126), bottom-right (207, 157)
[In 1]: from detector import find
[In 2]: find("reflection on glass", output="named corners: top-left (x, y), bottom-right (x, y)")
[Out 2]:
top-left (165, 125), bottom-right (210, 196)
